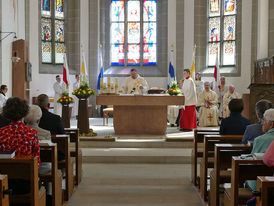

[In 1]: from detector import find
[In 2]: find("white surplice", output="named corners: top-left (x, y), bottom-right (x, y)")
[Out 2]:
top-left (181, 77), bottom-right (197, 106)
top-left (198, 90), bottom-right (219, 127)
top-left (72, 81), bottom-right (80, 117)
top-left (0, 93), bottom-right (8, 112)
top-left (222, 91), bottom-right (241, 118)
top-left (121, 75), bottom-right (149, 94)
top-left (53, 82), bottom-right (62, 116)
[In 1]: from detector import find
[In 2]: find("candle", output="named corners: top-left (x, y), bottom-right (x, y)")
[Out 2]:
top-left (103, 83), bottom-right (107, 89)
top-left (107, 76), bottom-right (111, 87)
top-left (115, 78), bottom-right (118, 88)
top-left (100, 78), bottom-right (103, 88)
top-left (111, 83), bottom-right (114, 89)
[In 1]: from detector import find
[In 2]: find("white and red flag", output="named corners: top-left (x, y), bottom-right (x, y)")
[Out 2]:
top-left (213, 51), bottom-right (221, 92)
top-left (63, 54), bottom-right (70, 89)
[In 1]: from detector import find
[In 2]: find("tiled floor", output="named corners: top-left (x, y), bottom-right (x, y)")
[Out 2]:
top-left (67, 164), bottom-right (203, 206)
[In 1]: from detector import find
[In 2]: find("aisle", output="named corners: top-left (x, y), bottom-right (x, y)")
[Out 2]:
top-left (67, 164), bottom-right (203, 206)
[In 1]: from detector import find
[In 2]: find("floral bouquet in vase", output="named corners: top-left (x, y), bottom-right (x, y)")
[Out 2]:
top-left (72, 75), bottom-right (95, 98)
top-left (57, 92), bottom-right (75, 105)
top-left (166, 81), bottom-right (182, 96)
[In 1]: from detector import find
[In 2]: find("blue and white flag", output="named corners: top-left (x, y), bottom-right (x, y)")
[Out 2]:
top-left (167, 49), bottom-right (176, 89)
top-left (97, 46), bottom-right (104, 90)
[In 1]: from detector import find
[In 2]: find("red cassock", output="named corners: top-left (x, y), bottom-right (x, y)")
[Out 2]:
top-left (180, 105), bottom-right (197, 130)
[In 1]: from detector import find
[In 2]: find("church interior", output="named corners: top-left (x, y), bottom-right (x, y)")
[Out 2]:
top-left (0, 0), bottom-right (274, 205)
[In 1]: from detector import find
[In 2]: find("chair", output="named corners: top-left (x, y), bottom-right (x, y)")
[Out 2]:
top-left (103, 105), bottom-right (113, 125)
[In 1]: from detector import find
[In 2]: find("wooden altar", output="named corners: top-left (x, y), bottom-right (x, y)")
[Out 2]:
top-left (96, 95), bottom-right (185, 135)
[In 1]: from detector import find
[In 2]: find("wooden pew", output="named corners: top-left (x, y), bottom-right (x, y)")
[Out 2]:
top-left (51, 134), bottom-right (74, 201)
top-left (0, 157), bottom-right (46, 206)
top-left (0, 174), bottom-right (10, 206)
top-left (192, 128), bottom-right (220, 186)
top-left (39, 144), bottom-right (63, 206)
top-left (64, 128), bottom-right (82, 185)
top-left (199, 135), bottom-right (243, 201)
top-left (256, 176), bottom-right (274, 206)
top-left (209, 144), bottom-right (252, 206)
top-left (224, 157), bottom-right (274, 206)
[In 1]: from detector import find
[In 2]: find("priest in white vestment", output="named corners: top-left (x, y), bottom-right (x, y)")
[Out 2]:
top-left (72, 75), bottom-right (80, 117)
top-left (53, 75), bottom-right (62, 116)
top-left (121, 69), bottom-right (148, 94)
top-left (222, 85), bottom-right (241, 118)
top-left (198, 82), bottom-right (219, 127)
top-left (180, 69), bottom-right (197, 131)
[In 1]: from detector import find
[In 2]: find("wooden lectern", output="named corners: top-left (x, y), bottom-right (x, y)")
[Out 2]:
top-left (249, 57), bottom-right (274, 123)
top-left (12, 39), bottom-right (30, 102)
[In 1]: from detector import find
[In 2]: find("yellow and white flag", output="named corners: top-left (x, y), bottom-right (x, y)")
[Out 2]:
top-left (80, 45), bottom-right (88, 76)
top-left (190, 44), bottom-right (196, 78)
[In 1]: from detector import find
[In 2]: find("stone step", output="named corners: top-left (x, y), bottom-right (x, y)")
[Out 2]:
top-left (79, 139), bottom-right (193, 149)
top-left (82, 148), bottom-right (191, 164)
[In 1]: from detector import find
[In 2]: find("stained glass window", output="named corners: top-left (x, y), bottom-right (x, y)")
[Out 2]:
top-left (41, 0), bottom-right (65, 64)
top-left (110, 0), bottom-right (157, 66)
top-left (207, 0), bottom-right (237, 67)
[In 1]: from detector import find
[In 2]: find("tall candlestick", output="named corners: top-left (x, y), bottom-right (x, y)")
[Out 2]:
top-left (115, 78), bottom-right (118, 87)
top-left (100, 78), bottom-right (103, 88)
top-left (107, 76), bottom-right (111, 87)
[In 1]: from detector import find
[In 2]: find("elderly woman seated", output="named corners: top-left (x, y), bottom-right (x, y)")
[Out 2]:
top-left (0, 97), bottom-right (40, 194)
top-left (25, 105), bottom-right (51, 141)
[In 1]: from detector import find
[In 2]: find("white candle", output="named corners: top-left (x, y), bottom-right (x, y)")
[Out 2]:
top-left (107, 76), bottom-right (111, 86)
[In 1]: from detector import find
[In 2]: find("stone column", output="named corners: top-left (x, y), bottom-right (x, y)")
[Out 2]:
top-left (257, 0), bottom-right (269, 59)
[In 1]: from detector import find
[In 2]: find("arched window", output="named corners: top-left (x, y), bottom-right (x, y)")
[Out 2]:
top-left (207, 0), bottom-right (237, 67)
top-left (41, 0), bottom-right (65, 64)
top-left (110, 0), bottom-right (157, 66)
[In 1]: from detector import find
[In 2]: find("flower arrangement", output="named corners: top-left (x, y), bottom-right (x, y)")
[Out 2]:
top-left (72, 80), bottom-right (95, 98)
top-left (57, 92), bottom-right (74, 105)
top-left (166, 81), bottom-right (182, 96)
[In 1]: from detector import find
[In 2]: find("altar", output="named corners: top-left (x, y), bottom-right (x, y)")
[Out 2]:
top-left (96, 95), bottom-right (185, 135)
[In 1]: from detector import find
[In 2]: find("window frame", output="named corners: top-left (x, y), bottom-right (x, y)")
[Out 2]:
top-left (207, 0), bottom-right (237, 69)
top-left (41, 0), bottom-right (65, 65)
top-left (110, 0), bottom-right (157, 67)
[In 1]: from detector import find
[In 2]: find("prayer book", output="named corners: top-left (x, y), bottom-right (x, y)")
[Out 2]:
top-left (0, 151), bottom-right (15, 159)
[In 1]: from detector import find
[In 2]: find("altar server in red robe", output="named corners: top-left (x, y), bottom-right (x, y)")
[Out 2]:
top-left (180, 69), bottom-right (197, 131)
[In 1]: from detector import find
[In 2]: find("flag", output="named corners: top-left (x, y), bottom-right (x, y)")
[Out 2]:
top-left (63, 54), bottom-right (69, 89)
top-left (190, 44), bottom-right (196, 78)
top-left (167, 49), bottom-right (175, 89)
top-left (80, 54), bottom-right (88, 76)
top-left (213, 51), bottom-right (221, 92)
top-left (97, 46), bottom-right (104, 90)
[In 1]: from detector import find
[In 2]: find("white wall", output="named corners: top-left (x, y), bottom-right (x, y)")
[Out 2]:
top-left (1, 0), bottom-right (25, 97)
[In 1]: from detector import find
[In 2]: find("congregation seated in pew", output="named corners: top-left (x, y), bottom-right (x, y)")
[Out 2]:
top-left (246, 108), bottom-right (274, 192)
top-left (263, 140), bottom-right (274, 167)
top-left (220, 98), bottom-right (251, 135)
top-left (0, 97), bottom-right (40, 194)
top-left (37, 94), bottom-right (65, 135)
top-left (198, 81), bottom-right (219, 127)
top-left (242, 99), bottom-right (273, 144)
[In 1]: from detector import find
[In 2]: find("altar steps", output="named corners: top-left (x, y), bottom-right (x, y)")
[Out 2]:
top-left (81, 147), bottom-right (192, 164)
top-left (78, 138), bottom-right (193, 164)
top-left (79, 138), bottom-right (193, 148)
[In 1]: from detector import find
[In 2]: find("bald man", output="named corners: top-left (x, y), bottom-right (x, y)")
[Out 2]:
top-left (222, 85), bottom-right (241, 118)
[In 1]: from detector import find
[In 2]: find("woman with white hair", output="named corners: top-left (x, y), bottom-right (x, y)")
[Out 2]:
top-left (25, 105), bottom-right (51, 140)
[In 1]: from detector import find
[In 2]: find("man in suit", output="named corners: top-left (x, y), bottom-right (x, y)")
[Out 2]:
top-left (37, 94), bottom-right (65, 134)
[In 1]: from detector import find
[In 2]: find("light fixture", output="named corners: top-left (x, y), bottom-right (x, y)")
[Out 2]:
top-left (0, 31), bottom-right (16, 41)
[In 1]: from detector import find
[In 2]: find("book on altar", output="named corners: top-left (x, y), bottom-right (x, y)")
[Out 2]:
top-left (0, 151), bottom-right (15, 159)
